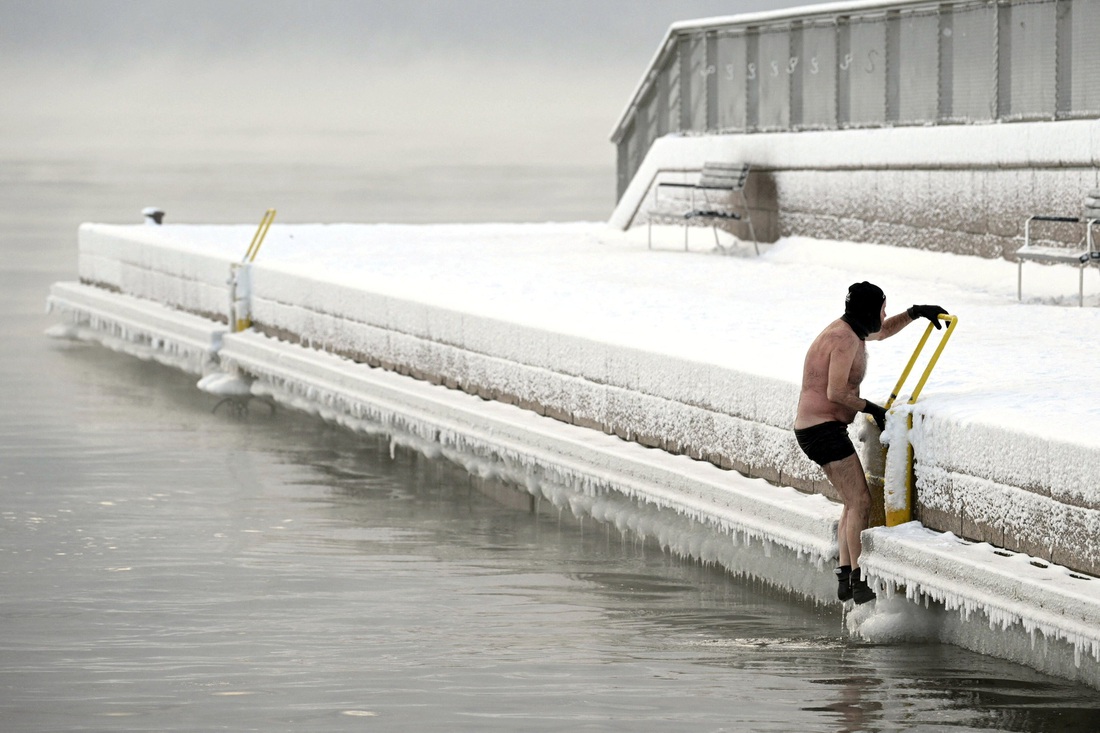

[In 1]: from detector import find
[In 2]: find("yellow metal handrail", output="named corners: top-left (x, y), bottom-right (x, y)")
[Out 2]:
top-left (229, 209), bottom-right (277, 332)
top-left (885, 313), bottom-right (958, 409)
top-left (882, 313), bottom-right (958, 526)
top-left (243, 208), bottom-right (276, 263)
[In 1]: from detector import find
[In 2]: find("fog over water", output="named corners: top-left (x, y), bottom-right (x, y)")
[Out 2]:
top-left (1, 0), bottom-right (833, 224)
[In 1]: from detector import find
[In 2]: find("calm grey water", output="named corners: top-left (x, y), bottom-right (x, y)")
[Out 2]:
top-left (4, 151), bottom-right (1100, 732)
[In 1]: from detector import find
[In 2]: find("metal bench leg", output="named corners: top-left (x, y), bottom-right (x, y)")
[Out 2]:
top-left (1017, 261), bottom-right (1023, 301)
top-left (1080, 266), bottom-right (1085, 307)
top-left (648, 220), bottom-right (652, 250)
top-left (737, 191), bottom-right (759, 255)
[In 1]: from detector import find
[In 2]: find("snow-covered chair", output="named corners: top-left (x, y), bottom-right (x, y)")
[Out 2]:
top-left (647, 162), bottom-right (757, 254)
top-left (1016, 209), bottom-right (1100, 306)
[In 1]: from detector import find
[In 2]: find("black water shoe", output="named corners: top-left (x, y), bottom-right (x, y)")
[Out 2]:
top-left (834, 565), bottom-right (852, 602)
top-left (850, 568), bottom-right (877, 605)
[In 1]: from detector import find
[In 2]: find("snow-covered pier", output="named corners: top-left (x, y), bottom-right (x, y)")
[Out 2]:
top-left (48, 220), bottom-right (1100, 687)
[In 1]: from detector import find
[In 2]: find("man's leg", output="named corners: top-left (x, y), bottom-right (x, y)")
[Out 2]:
top-left (822, 453), bottom-right (872, 568)
top-left (836, 505), bottom-right (850, 567)
top-left (823, 453), bottom-right (875, 603)
top-left (833, 504), bottom-right (853, 601)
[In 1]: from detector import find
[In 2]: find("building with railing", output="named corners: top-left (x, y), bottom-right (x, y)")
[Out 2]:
top-left (610, 0), bottom-right (1100, 257)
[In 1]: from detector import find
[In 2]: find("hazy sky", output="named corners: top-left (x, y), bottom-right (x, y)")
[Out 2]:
top-left (1, 0), bottom-right (833, 222)
top-left (3, 1), bottom-right (831, 65)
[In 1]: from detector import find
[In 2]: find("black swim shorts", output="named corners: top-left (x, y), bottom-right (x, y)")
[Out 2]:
top-left (794, 421), bottom-right (856, 466)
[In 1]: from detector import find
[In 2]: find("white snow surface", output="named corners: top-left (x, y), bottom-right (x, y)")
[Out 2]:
top-left (73, 219), bottom-right (1100, 447)
top-left (608, 121), bottom-right (1100, 228)
top-left (49, 219), bottom-right (1100, 682)
top-left (65, 219), bottom-right (1100, 517)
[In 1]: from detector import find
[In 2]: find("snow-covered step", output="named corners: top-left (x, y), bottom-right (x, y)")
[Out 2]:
top-left (46, 281), bottom-right (225, 374)
top-left (861, 522), bottom-right (1100, 666)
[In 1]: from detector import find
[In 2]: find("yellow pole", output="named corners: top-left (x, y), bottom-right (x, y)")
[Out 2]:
top-left (883, 314), bottom-right (958, 526)
top-left (884, 411), bottom-right (917, 527)
top-left (906, 314), bottom-right (958, 404)
top-left (884, 323), bottom-right (935, 409)
top-left (243, 208), bottom-right (276, 263)
top-left (232, 209), bottom-right (277, 332)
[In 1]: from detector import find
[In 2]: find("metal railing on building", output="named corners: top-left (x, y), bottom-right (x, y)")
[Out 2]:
top-left (611, 0), bottom-right (1100, 200)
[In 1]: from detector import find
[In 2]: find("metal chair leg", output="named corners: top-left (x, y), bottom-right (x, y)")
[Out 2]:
top-left (737, 191), bottom-right (759, 255)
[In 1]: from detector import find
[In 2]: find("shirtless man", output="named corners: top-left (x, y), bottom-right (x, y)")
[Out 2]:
top-left (794, 282), bottom-right (946, 604)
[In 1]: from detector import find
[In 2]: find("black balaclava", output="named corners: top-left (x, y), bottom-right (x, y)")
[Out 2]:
top-left (841, 281), bottom-right (885, 340)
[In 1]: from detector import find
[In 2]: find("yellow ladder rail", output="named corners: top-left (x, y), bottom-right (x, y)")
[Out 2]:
top-left (882, 314), bottom-right (958, 526)
top-left (884, 314), bottom-right (957, 409)
top-left (243, 208), bottom-right (276, 263)
top-left (905, 314), bottom-right (958, 406)
top-left (229, 209), bottom-right (277, 332)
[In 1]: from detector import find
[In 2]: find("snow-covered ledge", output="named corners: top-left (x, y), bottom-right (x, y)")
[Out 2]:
top-left (56, 223), bottom-right (1100, 582)
top-left (859, 523), bottom-right (1100, 688)
top-left (614, 120), bottom-right (1100, 258)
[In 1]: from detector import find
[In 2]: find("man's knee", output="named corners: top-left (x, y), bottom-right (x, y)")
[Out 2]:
top-left (847, 489), bottom-right (871, 516)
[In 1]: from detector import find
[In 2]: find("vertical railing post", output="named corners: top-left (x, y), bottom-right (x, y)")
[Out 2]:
top-left (937, 3), bottom-right (953, 121)
top-left (228, 209), bottom-right (276, 333)
top-left (228, 262), bottom-right (252, 333)
top-left (1055, 0), bottom-right (1072, 118)
top-left (705, 30), bottom-right (719, 132)
top-left (679, 34), bottom-right (692, 132)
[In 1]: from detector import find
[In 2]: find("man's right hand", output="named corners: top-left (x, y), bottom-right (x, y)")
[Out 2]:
top-left (863, 400), bottom-right (887, 430)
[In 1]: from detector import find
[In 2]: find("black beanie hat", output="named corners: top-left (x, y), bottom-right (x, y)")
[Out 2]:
top-left (842, 281), bottom-right (885, 339)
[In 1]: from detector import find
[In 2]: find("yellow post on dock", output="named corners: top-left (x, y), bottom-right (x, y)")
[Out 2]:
top-left (229, 209), bottom-right (276, 332)
top-left (880, 313), bottom-right (958, 526)
top-left (243, 208), bottom-right (276, 264)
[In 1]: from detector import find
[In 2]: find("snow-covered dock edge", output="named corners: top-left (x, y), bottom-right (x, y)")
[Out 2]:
top-left (47, 279), bottom-right (1100, 689)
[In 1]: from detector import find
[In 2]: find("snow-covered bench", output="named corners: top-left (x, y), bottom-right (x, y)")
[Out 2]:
top-left (1016, 214), bottom-right (1100, 306)
top-left (648, 162), bottom-right (757, 254)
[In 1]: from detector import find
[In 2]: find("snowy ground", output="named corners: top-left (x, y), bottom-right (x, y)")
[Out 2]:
top-left (79, 219), bottom-right (1100, 452)
top-left (75, 219), bottom-right (1100, 437)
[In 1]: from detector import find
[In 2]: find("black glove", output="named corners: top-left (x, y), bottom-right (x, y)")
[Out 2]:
top-left (907, 304), bottom-right (948, 329)
top-left (862, 400), bottom-right (887, 431)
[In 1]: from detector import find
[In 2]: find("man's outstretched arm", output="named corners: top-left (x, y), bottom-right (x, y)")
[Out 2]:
top-left (869, 304), bottom-right (948, 341)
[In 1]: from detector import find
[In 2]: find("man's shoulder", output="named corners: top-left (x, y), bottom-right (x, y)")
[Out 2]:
top-left (818, 319), bottom-right (859, 347)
